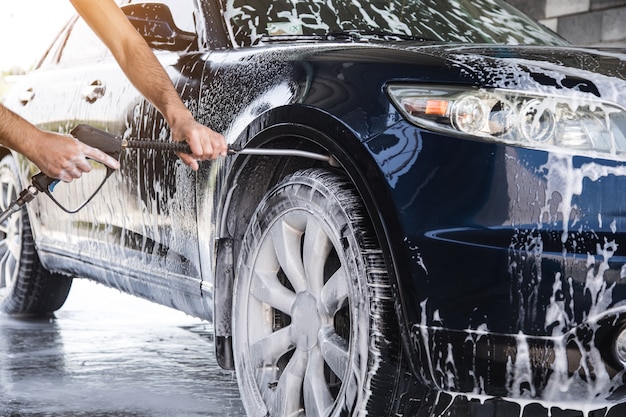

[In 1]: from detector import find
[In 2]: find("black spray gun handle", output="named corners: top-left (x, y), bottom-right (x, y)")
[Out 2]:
top-left (70, 124), bottom-right (125, 159)
top-left (70, 124), bottom-right (192, 154)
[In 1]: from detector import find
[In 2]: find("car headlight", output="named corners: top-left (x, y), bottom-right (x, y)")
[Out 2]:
top-left (386, 84), bottom-right (626, 159)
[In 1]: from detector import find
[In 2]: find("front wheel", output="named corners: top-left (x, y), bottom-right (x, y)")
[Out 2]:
top-left (233, 168), bottom-right (407, 417)
top-left (0, 155), bottom-right (72, 316)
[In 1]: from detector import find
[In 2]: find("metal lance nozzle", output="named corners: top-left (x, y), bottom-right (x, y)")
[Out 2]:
top-left (0, 185), bottom-right (39, 224)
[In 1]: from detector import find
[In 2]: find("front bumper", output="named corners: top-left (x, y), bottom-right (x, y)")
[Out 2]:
top-left (366, 122), bottom-right (626, 403)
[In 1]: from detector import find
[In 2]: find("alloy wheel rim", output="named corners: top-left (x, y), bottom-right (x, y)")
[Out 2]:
top-left (0, 170), bottom-right (21, 297)
top-left (244, 209), bottom-right (353, 417)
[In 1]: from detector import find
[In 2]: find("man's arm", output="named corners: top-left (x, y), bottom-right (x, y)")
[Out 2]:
top-left (70, 0), bottom-right (227, 170)
top-left (0, 104), bottom-right (119, 182)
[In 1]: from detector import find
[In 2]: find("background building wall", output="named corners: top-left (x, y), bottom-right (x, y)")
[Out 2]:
top-left (507, 0), bottom-right (626, 46)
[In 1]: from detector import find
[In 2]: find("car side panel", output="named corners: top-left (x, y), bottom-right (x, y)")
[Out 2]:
top-left (4, 46), bottom-right (209, 316)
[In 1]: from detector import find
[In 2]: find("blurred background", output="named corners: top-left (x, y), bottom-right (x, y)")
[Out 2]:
top-left (0, 0), bottom-right (74, 97)
top-left (508, 0), bottom-right (626, 47)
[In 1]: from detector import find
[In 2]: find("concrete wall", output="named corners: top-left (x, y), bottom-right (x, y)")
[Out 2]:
top-left (506, 0), bottom-right (626, 46)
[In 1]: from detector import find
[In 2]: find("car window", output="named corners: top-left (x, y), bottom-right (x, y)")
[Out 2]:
top-left (36, 21), bottom-right (73, 69)
top-left (57, 17), bottom-right (110, 66)
top-left (224, 0), bottom-right (568, 47)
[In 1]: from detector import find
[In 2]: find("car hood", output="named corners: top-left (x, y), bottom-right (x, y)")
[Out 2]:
top-left (415, 44), bottom-right (626, 106)
top-left (256, 41), bottom-right (626, 108)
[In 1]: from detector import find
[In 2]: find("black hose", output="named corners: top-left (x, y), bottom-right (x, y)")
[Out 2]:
top-left (125, 140), bottom-right (191, 153)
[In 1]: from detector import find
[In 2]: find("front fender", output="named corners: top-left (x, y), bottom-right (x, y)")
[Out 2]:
top-left (205, 104), bottom-right (417, 371)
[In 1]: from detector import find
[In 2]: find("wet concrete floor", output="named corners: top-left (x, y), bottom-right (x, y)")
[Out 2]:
top-left (0, 279), bottom-right (246, 417)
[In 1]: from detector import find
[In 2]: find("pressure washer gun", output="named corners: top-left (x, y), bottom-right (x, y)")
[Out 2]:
top-left (0, 124), bottom-right (191, 224)
top-left (0, 123), bottom-right (335, 224)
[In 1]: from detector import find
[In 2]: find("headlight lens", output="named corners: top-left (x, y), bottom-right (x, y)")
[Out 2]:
top-left (386, 84), bottom-right (626, 159)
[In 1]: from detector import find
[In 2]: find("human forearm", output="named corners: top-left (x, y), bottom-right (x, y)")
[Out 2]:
top-left (117, 40), bottom-right (227, 166)
top-left (70, 0), bottom-right (227, 166)
top-left (114, 33), bottom-right (193, 125)
top-left (0, 104), bottom-right (42, 154)
top-left (69, 0), bottom-right (180, 117)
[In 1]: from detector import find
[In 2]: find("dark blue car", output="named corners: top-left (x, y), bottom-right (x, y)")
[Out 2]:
top-left (2, 0), bottom-right (626, 416)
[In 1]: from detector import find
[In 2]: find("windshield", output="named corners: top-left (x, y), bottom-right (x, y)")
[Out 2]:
top-left (223, 0), bottom-right (569, 47)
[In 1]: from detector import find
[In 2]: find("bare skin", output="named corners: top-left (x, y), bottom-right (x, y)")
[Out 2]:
top-left (0, 104), bottom-right (119, 183)
top-left (70, 0), bottom-right (227, 170)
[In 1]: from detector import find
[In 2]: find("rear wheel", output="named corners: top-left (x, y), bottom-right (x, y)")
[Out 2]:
top-left (0, 155), bottom-right (72, 316)
top-left (233, 168), bottom-right (407, 417)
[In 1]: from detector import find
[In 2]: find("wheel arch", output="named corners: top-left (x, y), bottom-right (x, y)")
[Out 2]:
top-left (0, 152), bottom-right (73, 316)
top-left (0, 148), bottom-right (11, 160)
top-left (213, 105), bottom-right (415, 374)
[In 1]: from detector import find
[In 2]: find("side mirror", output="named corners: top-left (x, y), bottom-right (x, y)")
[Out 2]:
top-left (121, 3), bottom-right (197, 51)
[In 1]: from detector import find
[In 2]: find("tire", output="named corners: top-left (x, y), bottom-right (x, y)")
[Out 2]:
top-left (233, 168), bottom-right (407, 417)
top-left (0, 155), bottom-right (72, 316)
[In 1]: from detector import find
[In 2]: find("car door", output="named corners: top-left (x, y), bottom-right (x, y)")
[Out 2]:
top-left (11, 2), bottom-right (206, 291)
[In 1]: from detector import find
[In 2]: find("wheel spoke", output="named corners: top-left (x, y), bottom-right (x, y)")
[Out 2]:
top-left (320, 266), bottom-right (349, 316)
top-left (0, 241), bottom-right (15, 289)
top-left (319, 325), bottom-right (350, 381)
top-left (303, 219), bottom-right (332, 297)
top-left (250, 236), bottom-right (296, 314)
top-left (1, 183), bottom-right (11, 208)
top-left (271, 218), bottom-right (307, 293)
top-left (250, 269), bottom-right (296, 314)
top-left (270, 347), bottom-right (308, 417)
top-left (0, 253), bottom-right (6, 288)
top-left (0, 239), bottom-right (7, 258)
top-left (304, 346), bottom-right (334, 417)
top-left (250, 325), bottom-right (295, 368)
top-left (7, 228), bottom-right (20, 260)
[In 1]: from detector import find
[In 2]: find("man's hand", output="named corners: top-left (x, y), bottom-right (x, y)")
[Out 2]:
top-left (0, 104), bottom-right (120, 183)
top-left (170, 114), bottom-right (227, 170)
top-left (29, 131), bottom-right (120, 183)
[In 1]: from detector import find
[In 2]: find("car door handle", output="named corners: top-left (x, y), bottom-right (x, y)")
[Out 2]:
top-left (82, 80), bottom-right (106, 103)
top-left (18, 88), bottom-right (35, 106)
